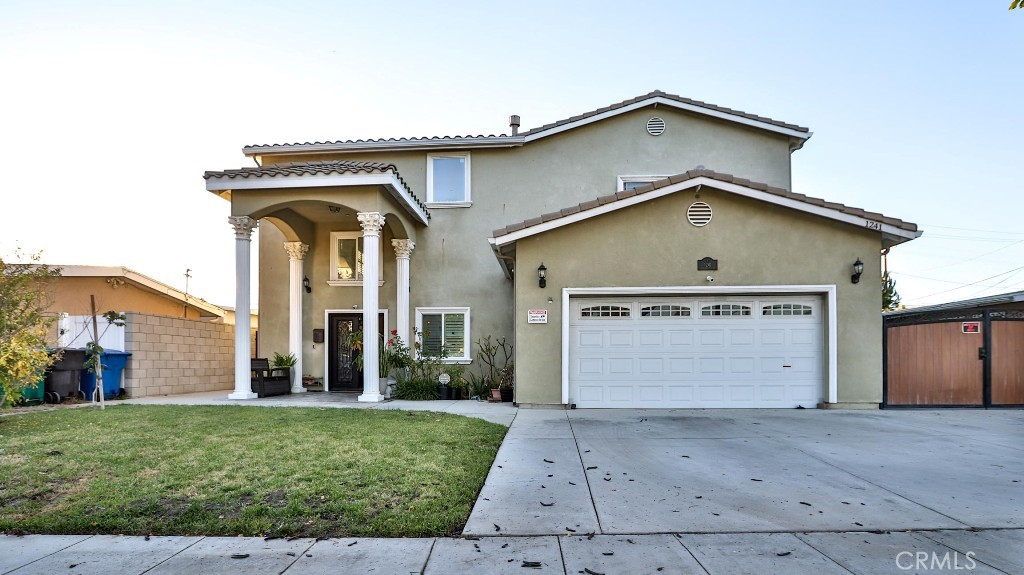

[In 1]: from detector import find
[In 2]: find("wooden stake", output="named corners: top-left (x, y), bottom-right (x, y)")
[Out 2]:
top-left (90, 294), bottom-right (105, 410)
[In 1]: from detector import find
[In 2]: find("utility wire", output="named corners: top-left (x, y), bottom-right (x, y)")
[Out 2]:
top-left (901, 263), bottom-right (1024, 302)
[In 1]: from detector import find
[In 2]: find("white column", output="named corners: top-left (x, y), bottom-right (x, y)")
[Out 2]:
top-left (284, 241), bottom-right (309, 394)
top-left (391, 239), bottom-right (415, 347)
top-left (228, 216), bottom-right (258, 399)
top-left (357, 212), bottom-right (385, 402)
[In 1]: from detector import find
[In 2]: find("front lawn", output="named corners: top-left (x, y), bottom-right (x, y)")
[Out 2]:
top-left (0, 405), bottom-right (506, 537)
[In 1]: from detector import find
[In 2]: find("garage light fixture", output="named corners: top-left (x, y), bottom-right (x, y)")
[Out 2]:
top-left (538, 263), bottom-right (547, 288)
top-left (303, 276), bottom-right (311, 293)
top-left (851, 258), bottom-right (864, 284)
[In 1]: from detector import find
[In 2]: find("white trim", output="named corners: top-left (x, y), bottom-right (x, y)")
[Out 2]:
top-left (426, 152), bottom-right (472, 205)
top-left (560, 285), bottom-right (839, 406)
top-left (414, 306), bottom-right (472, 363)
top-left (490, 175), bottom-right (922, 248)
top-left (523, 96), bottom-right (812, 143)
top-left (616, 175), bottom-right (669, 192)
top-left (425, 201), bottom-right (473, 209)
top-left (322, 308), bottom-right (388, 393)
top-left (205, 172), bottom-right (429, 226)
top-left (328, 231), bottom-right (384, 285)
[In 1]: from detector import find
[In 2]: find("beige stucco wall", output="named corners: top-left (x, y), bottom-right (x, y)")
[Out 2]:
top-left (49, 277), bottom-right (203, 320)
top-left (122, 312), bottom-right (235, 397)
top-left (513, 187), bottom-right (884, 406)
top-left (251, 105), bottom-right (796, 380)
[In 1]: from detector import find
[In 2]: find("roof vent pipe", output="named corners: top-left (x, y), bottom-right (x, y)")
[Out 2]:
top-left (509, 115), bottom-right (520, 136)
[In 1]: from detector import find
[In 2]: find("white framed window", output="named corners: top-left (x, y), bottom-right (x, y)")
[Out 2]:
top-left (415, 307), bottom-right (470, 362)
top-left (426, 153), bottom-right (471, 207)
top-left (616, 175), bottom-right (668, 192)
top-left (328, 231), bottom-right (384, 287)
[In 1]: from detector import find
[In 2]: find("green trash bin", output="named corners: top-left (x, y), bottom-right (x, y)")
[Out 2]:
top-left (20, 377), bottom-right (45, 406)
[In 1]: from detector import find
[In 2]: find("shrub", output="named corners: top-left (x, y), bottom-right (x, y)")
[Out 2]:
top-left (0, 252), bottom-right (60, 407)
top-left (392, 376), bottom-right (439, 400)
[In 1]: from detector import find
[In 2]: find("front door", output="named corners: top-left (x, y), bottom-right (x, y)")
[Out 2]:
top-left (327, 312), bottom-right (386, 392)
top-left (328, 313), bottom-right (363, 391)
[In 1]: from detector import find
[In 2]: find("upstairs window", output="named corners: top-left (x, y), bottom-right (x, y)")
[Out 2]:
top-left (328, 231), bottom-right (383, 286)
top-left (617, 175), bottom-right (668, 192)
top-left (427, 153), bottom-right (471, 206)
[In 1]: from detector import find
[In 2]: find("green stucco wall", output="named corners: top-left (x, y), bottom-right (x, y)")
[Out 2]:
top-left (513, 187), bottom-right (883, 406)
top-left (249, 105), bottom-right (802, 384)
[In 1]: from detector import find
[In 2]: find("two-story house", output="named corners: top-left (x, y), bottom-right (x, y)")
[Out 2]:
top-left (204, 90), bottom-right (921, 409)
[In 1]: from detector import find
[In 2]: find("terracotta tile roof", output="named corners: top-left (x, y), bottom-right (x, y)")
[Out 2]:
top-left (518, 90), bottom-right (810, 137)
top-left (491, 168), bottom-right (919, 238)
top-left (203, 160), bottom-right (428, 216)
top-left (241, 91), bottom-right (807, 154)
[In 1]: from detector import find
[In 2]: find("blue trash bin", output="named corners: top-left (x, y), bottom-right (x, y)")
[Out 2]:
top-left (80, 350), bottom-right (132, 401)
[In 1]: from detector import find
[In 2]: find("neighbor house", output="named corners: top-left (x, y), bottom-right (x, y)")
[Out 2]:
top-left (204, 90), bottom-right (921, 408)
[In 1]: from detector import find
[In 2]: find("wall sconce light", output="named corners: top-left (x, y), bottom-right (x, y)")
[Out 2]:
top-left (538, 263), bottom-right (547, 289)
top-left (851, 258), bottom-right (864, 284)
top-left (303, 276), bottom-right (311, 293)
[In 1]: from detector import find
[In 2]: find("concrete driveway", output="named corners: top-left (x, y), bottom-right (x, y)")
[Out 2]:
top-left (464, 408), bottom-right (1024, 536)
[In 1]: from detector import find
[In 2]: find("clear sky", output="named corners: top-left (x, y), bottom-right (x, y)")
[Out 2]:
top-left (1, 1), bottom-right (1021, 309)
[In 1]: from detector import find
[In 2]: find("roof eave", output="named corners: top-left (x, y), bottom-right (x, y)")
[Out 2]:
top-left (490, 175), bottom-right (921, 248)
top-left (242, 137), bottom-right (525, 157)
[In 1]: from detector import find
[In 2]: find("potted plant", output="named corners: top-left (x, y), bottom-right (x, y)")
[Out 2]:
top-left (475, 335), bottom-right (514, 402)
top-left (346, 330), bottom-right (412, 395)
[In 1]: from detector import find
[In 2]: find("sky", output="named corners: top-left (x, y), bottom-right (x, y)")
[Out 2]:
top-left (1, 1), bottom-right (1021, 309)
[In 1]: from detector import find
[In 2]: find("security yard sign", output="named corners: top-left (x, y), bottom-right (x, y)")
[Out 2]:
top-left (528, 309), bottom-right (548, 324)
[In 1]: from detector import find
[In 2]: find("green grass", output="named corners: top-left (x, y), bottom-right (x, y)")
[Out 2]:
top-left (0, 405), bottom-right (507, 537)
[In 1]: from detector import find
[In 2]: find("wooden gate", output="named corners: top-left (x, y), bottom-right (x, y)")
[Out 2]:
top-left (884, 309), bottom-right (1024, 407)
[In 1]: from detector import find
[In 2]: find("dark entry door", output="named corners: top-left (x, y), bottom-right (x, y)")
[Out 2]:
top-left (328, 313), bottom-right (363, 392)
top-left (327, 312), bottom-right (387, 392)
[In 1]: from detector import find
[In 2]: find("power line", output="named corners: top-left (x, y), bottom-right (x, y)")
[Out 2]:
top-left (901, 263), bottom-right (1024, 302)
top-left (921, 223), bottom-right (1024, 236)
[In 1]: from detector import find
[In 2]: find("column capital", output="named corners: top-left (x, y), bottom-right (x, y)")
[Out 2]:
top-left (283, 241), bottom-right (309, 261)
top-left (391, 238), bottom-right (415, 259)
top-left (357, 212), bottom-right (385, 236)
top-left (228, 216), bottom-right (258, 239)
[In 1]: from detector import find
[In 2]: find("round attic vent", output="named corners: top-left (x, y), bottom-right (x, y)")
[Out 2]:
top-left (687, 201), bottom-right (713, 227)
top-left (646, 117), bottom-right (666, 136)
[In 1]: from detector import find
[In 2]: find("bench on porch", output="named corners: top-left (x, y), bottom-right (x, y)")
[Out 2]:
top-left (251, 358), bottom-right (291, 398)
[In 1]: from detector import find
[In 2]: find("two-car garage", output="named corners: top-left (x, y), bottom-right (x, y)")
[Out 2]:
top-left (568, 295), bottom-right (824, 408)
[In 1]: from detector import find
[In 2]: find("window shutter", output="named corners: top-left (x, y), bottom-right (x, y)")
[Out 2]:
top-left (443, 313), bottom-right (465, 357)
top-left (422, 314), bottom-right (443, 356)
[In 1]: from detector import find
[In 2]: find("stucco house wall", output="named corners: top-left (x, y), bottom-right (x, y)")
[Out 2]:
top-left (513, 188), bottom-right (883, 405)
top-left (256, 106), bottom-right (796, 380)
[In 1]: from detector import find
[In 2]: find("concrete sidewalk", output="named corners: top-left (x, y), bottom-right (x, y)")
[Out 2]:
top-left (3, 530), bottom-right (1021, 574)
top-left (119, 390), bottom-right (518, 426)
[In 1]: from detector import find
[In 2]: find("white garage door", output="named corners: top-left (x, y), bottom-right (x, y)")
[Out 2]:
top-left (569, 296), bottom-right (823, 408)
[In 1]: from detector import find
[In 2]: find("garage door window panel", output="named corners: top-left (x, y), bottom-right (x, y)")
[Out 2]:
top-left (762, 303), bottom-right (814, 316)
top-left (580, 305), bottom-right (631, 318)
top-left (641, 304), bottom-right (691, 318)
top-left (701, 304), bottom-right (751, 317)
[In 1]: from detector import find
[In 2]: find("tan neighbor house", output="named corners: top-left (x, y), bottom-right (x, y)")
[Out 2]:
top-left (204, 90), bottom-right (922, 408)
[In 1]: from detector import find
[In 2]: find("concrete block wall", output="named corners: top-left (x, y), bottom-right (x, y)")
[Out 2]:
top-left (122, 312), bottom-right (235, 397)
